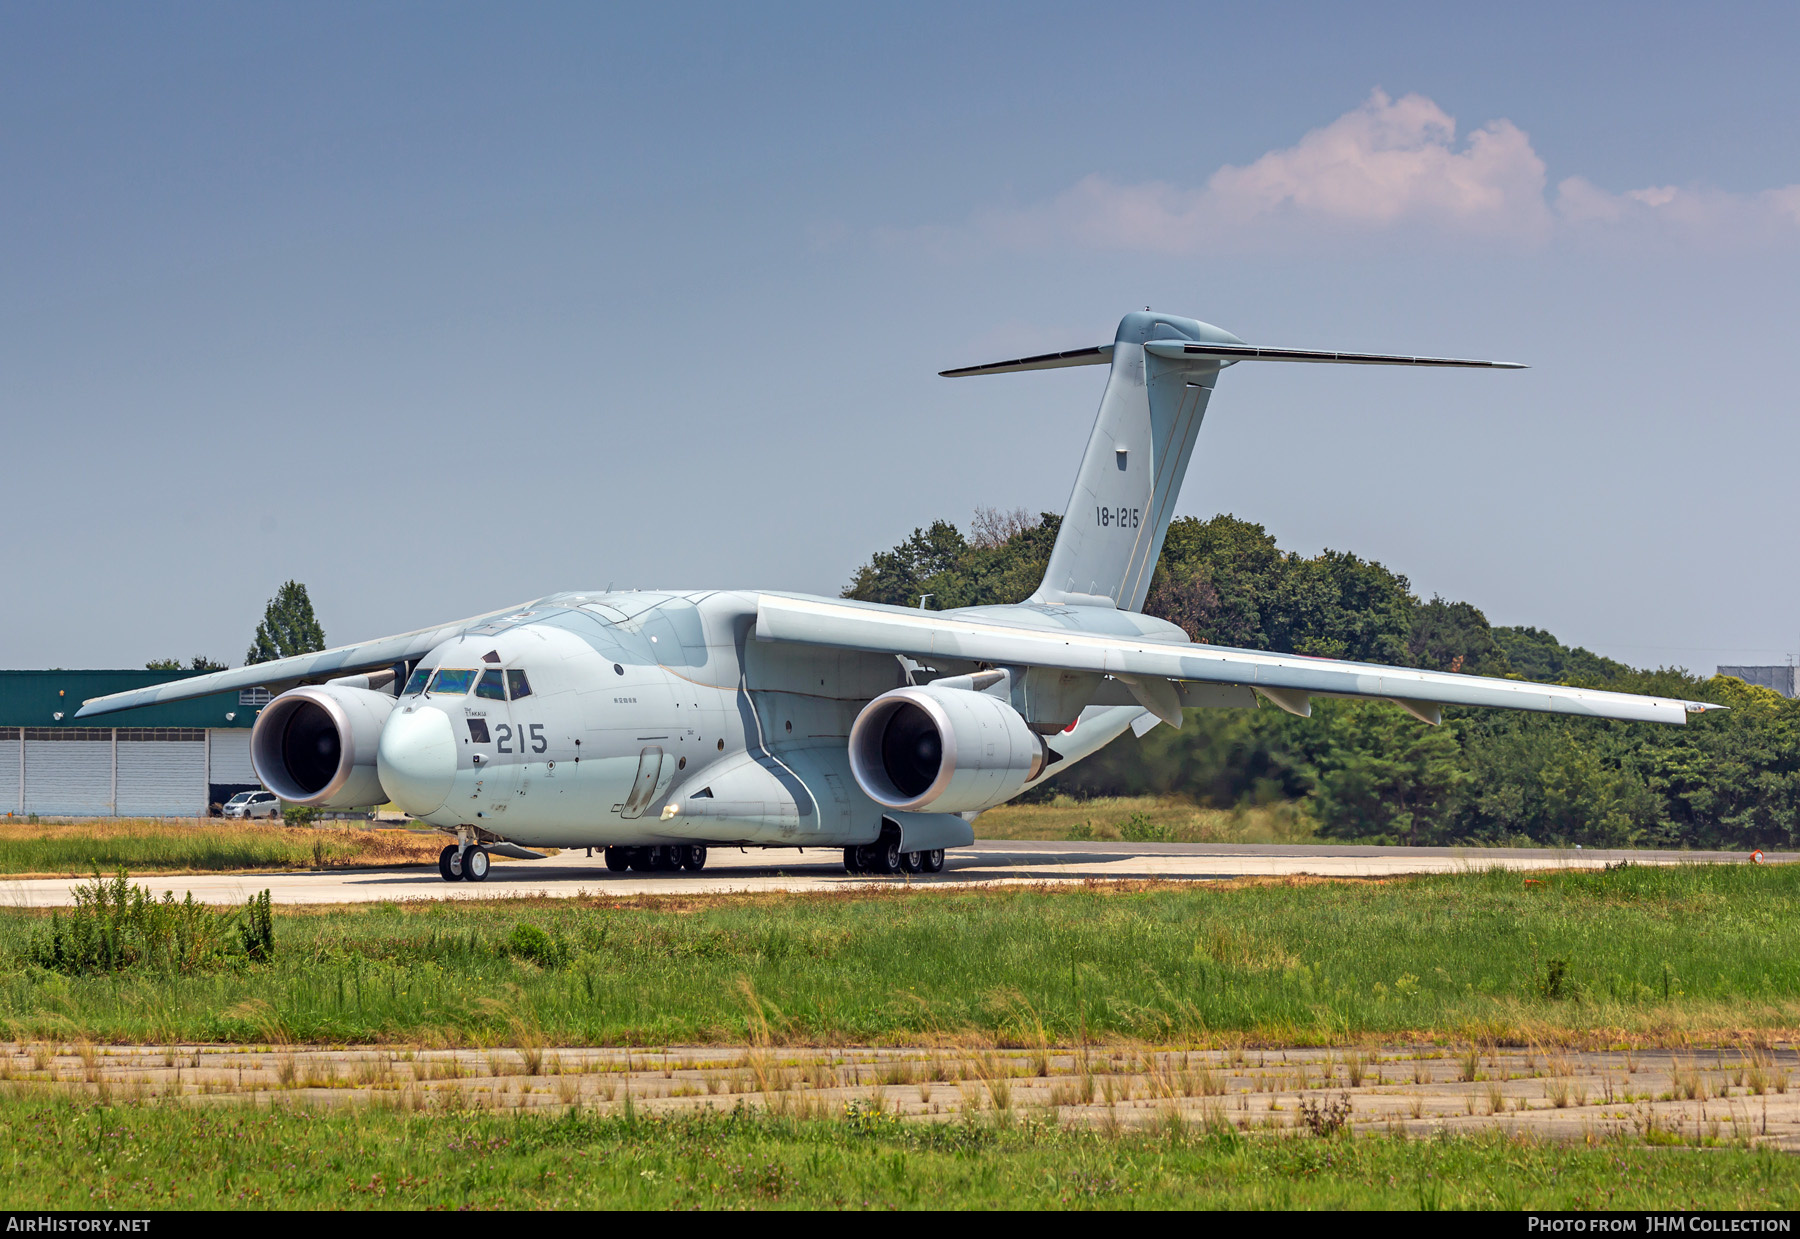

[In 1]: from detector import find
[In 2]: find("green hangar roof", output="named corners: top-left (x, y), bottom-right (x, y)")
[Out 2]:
top-left (0, 671), bottom-right (257, 730)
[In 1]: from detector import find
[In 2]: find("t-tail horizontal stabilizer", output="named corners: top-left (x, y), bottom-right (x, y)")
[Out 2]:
top-left (940, 342), bottom-right (1525, 376)
top-left (1142, 341), bottom-right (1526, 369)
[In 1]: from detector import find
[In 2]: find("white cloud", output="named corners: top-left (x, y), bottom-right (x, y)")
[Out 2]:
top-left (947, 90), bottom-right (1800, 253)
top-left (1555, 176), bottom-right (1800, 240)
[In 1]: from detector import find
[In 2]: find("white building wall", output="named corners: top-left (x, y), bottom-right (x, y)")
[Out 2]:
top-left (23, 730), bottom-right (114, 816)
top-left (208, 729), bottom-right (258, 784)
top-left (116, 735), bottom-right (207, 816)
top-left (7, 727), bottom-right (251, 817)
top-left (0, 729), bottom-right (19, 816)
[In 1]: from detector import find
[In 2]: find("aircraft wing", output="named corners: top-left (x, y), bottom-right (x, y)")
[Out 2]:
top-left (755, 594), bottom-right (1722, 726)
top-left (72, 602), bottom-right (532, 719)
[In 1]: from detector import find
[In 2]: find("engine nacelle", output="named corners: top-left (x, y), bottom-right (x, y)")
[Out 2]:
top-left (847, 685), bottom-right (1048, 814)
top-left (250, 685), bottom-right (396, 809)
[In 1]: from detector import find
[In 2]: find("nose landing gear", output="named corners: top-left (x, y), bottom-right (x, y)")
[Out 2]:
top-left (462, 845), bottom-right (490, 882)
top-left (438, 843), bottom-right (491, 882)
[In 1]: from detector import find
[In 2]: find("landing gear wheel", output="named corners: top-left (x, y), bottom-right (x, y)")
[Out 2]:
top-left (461, 845), bottom-right (490, 882)
top-left (624, 847), bottom-right (650, 871)
top-left (870, 841), bottom-right (902, 875)
top-left (854, 844), bottom-right (878, 872)
top-left (438, 845), bottom-right (462, 882)
top-left (922, 848), bottom-right (945, 874)
top-left (843, 847), bottom-right (862, 874)
top-left (679, 845), bottom-right (707, 872)
top-left (647, 845), bottom-right (678, 872)
top-left (604, 847), bottom-right (630, 872)
top-left (901, 850), bottom-right (923, 874)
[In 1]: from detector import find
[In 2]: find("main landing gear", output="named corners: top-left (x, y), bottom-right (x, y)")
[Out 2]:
top-left (438, 843), bottom-right (491, 882)
top-left (602, 845), bottom-right (707, 873)
top-left (843, 844), bottom-right (944, 875)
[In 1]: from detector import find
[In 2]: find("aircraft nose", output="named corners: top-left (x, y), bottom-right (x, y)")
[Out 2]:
top-left (377, 707), bottom-right (457, 816)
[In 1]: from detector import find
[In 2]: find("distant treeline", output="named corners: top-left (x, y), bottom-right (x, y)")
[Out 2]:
top-left (845, 510), bottom-right (1797, 849)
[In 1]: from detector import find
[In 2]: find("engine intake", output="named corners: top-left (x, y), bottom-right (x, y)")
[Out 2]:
top-left (250, 685), bottom-right (396, 808)
top-left (848, 685), bottom-right (1047, 813)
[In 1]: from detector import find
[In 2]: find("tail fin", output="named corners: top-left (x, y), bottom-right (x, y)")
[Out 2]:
top-left (942, 311), bottom-right (1522, 612)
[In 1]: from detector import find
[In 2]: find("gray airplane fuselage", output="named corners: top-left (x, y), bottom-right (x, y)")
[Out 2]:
top-left (374, 589), bottom-right (1155, 848)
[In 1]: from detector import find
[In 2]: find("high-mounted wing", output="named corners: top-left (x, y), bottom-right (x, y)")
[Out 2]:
top-left (755, 594), bottom-right (1721, 726)
top-left (72, 602), bottom-right (532, 719)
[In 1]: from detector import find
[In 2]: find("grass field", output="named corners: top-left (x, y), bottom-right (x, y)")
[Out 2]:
top-left (4, 864), bottom-right (1794, 1047)
top-left (0, 818), bottom-right (447, 876)
top-left (976, 796), bottom-right (1319, 844)
top-left (4, 1091), bottom-right (1791, 1209)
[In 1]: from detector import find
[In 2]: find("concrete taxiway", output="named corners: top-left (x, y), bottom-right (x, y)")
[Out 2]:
top-left (8, 1041), bottom-right (1797, 1149)
top-left (2, 840), bottom-right (1786, 908)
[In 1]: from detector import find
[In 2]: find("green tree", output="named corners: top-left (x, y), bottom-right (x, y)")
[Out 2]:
top-left (246, 581), bottom-right (326, 665)
top-left (146, 656), bottom-right (228, 672)
top-left (1492, 626), bottom-right (1630, 683)
top-left (835, 505), bottom-right (1797, 851)
top-left (1147, 516), bottom-right (1416, 661)
top-left (1148, 514), bottom-right (1284, 647)
top-left (1408, 597), bottom-right (1510, 674)
top-left (1300, 700), bottom-right (1469, 843)
top-left (1263, 549), bottom-right (1415, 663)
top-left (843, 510), bottom-right (1060, 610)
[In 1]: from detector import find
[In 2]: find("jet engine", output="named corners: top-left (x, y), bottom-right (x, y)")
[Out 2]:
top-left (847, 685), bottom-right (1049, 814)
top-left (250, 685), bottom-right (396, 809)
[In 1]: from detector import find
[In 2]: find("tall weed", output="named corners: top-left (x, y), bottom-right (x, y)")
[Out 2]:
top-left (28, 869), bottom-right (274, 975)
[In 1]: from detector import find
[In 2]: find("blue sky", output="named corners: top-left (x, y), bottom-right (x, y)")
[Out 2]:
top-left (5, 2), bottom-right (1799, 674)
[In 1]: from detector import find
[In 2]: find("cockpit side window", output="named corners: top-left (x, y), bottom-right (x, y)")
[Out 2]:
top-left (476, 669), bottom-right (506, 701)
top-left (506, 669), bottom-right (533, 701)
top-left (428, 669), bottom-right (477, 695)
top-left (403, 666), bottom-right (433, 695)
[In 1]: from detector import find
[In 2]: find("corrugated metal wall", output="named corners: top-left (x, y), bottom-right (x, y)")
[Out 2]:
top-left (4, 727), bottom-right (248, 817)
top-left (23, 728), bottom-right (113, 816)
top-left (208, 729), bottom-right (257, 783)
top-left (0, 729), bottom-right (20, 815)
top-left (117, 730), bottom-right (206, 816)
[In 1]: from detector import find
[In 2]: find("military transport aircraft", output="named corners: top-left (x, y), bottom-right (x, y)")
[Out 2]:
top-left (77, 311), bottom-right (1723, 881)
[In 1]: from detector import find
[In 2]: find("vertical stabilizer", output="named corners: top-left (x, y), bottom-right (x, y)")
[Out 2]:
top-left (937, 311), bottom-right (1518, 612)
top-left (1031, 311), bottom-right (1240, 612)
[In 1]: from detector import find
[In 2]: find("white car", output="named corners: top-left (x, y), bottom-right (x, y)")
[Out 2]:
top-left (222, 790), bottom-right (281, 820)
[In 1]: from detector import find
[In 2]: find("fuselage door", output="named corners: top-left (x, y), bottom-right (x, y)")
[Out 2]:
top-left (620, 746), bottom-right (665, 819)
top-left (472, 667), bottom-right (520, 801)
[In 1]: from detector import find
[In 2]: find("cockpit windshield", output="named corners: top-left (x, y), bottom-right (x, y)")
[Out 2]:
top-left (476, 669), bottom-right (506, 701)
top-left (427, 669), bottom-right (477, 695)
top-left (506, 669), bottom-right (533, 700)
top-left (403, 666), bottom-right (432, 695)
